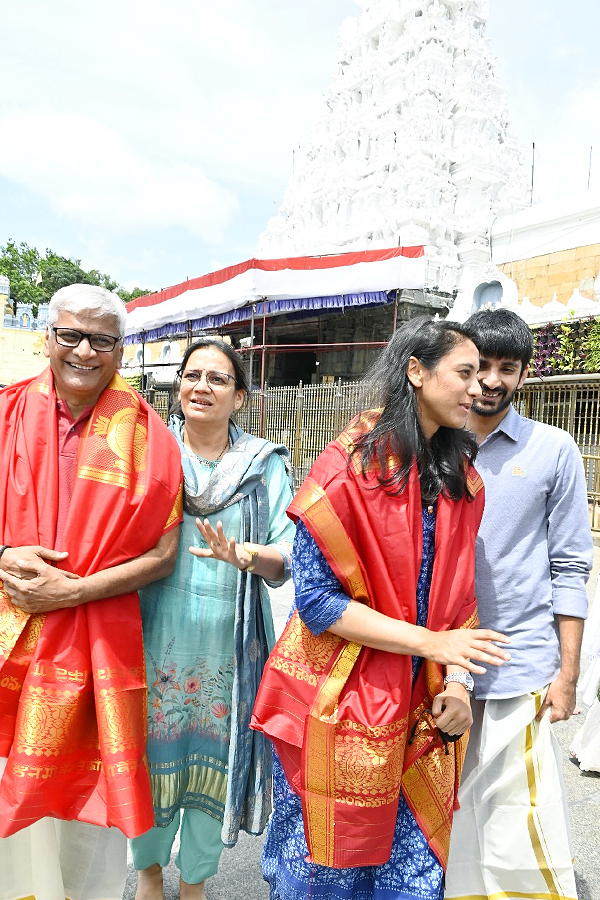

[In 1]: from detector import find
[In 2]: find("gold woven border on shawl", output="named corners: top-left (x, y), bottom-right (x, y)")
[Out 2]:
top-left (0, 602), bottom-right (39, 667)
top-left (466, 468), bottom-right (484, 497)
top-left (14, 683), bottom-right (98, 757)
top-left (295, 476), bottom-right (411, 865)
top-left (402, 614), bottom-right (479, 867)
top-left (77, 375), bottom-right (148, 495)
top-left (96, 686), bottom-right (147, 755)
top-left (165, 483), bottom-right (184, 531)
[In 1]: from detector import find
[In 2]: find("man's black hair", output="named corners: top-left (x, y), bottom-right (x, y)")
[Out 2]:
top-left (462, 308), bottom-right (533, 371)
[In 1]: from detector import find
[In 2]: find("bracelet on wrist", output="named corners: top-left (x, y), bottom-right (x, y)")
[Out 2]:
top-left (240, 542), bottom-right (259, 573)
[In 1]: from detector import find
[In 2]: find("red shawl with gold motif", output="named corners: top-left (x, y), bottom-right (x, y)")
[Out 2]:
top-left (251, 411), bottom-right (484, 868)
top-left (0, 368), bottom-right (183, 837)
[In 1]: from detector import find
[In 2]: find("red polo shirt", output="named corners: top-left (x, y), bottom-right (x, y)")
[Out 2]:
top-left (55, 400), bottom-right (93, 547)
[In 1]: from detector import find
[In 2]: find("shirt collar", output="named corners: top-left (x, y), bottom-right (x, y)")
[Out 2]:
top-left (56, 398), bottom-right (94, 426)
top-left (480, 404), bottom-right (522, 446)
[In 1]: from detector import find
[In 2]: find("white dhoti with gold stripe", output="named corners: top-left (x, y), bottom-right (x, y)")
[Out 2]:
top-left (0, 760), bottom-right (127, 900)
top-left (444, 691), bottom-right (577, 900)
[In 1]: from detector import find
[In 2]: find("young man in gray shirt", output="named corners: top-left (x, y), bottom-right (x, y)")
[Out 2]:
top-left (445, 308), bottom-right (593, 900)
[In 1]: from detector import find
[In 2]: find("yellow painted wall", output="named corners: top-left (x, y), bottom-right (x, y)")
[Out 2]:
top-left (0, 324), bottom-right (46, 385)
top-left (498, 243), bottom-right (600, 307)
top-left (0, 296), bottom-right (47, 385)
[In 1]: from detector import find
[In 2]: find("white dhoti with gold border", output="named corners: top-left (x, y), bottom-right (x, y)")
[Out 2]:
top-left (444, 691), bottom-right (577, 900)
top-left (0, 760), bottom-right (127, 900)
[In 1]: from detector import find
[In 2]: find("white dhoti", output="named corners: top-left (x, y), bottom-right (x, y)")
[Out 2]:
top-left (445, 692), bottom-right (577, 900)
top-left (570, 582), bottom-right (600, 774)
top-left (570, 696), bottom-right (600, 773)
top-left (0, 760), bottom-right (127, 900)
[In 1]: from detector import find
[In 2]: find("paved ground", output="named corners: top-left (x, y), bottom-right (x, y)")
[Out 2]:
top-left (124, 549), bottom-right (600, 900)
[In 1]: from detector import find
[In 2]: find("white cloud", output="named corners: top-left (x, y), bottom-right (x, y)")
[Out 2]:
top-left (0, 0), bottom-right (356, 287)
top-left (0, 111), bottom-right (239, 242)
top-left (567, 83), bottom-right (600, 125)
top-left (21, 0), bottom-right (600, 290)
top-left (193, 2), bottom-right (270, 63)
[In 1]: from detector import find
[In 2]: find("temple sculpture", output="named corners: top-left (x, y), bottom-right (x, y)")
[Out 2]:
top-left (259, 0), bottom-right (528, 312)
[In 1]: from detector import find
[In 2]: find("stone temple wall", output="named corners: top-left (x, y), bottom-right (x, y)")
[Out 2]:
top-left (499, 245), bottom-right (600, 309)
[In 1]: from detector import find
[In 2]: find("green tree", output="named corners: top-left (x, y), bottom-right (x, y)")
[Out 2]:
top-left (84, 268), bottom-right (119, 293)
top-left (0, 240), bottom-right (153, 313)
top-left (118, 286), bottom-right (153, 304)
top-left (0, 240), bottom-right (45, 313)
top-left (38, 252), bottom-right (91, 299)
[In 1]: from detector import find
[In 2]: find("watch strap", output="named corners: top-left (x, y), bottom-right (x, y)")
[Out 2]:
top-left (443, 672), bottom-right (474, 692)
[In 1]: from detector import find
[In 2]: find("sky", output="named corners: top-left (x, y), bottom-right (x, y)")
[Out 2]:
top-left (1, 1), bottom-right (600, 293)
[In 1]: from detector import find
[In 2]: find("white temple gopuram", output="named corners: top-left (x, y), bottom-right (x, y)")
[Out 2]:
top-left (260, 0), bottom-right (529, 314)
top-left (119, 0), bottom-right (600, 390)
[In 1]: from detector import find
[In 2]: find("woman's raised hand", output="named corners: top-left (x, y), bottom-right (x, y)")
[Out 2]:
top-left (420, 627), bottom-right (511, 674)
top-left (191, 518), bottom-right (250, 570)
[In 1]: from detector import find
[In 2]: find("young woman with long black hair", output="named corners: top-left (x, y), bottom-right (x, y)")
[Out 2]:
top-left (252, 316), bottom-right (510, 900)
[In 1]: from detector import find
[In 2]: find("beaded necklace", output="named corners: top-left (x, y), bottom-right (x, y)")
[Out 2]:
top-left (183, 429), bottom-right (229, 469)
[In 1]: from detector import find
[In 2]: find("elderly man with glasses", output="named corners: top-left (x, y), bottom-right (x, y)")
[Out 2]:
top-left (0, 284), bottom-right (183, 900)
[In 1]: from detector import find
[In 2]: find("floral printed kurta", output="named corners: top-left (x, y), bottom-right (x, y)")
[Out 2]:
top-left (139, 450), bottom-right (294, 829)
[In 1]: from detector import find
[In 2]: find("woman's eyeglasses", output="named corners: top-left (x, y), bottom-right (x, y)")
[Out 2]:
top-left (51, 327), bottom-right (121, 352)
top-left (181, 369), bottom-right (235, 389)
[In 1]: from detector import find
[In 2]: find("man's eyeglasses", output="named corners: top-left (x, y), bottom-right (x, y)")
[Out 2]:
top-left (51, 327), bottom-right (121, 353)
top-left (181, 369), bottom-right (235, 389)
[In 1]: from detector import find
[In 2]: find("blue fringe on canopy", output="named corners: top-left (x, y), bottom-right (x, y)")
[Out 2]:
top-left (124, 290), bottom-right (393, 345)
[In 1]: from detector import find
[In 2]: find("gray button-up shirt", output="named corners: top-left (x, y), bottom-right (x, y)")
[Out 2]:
top-left (473, 405), bottom-right (593, 699)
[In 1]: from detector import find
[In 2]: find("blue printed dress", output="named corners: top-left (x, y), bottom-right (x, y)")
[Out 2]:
top-left (262, 508), bottom-right (442, 900)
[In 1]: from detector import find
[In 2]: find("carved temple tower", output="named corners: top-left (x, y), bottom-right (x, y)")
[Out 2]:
top-left (259, 0), bottom-right (528, 314)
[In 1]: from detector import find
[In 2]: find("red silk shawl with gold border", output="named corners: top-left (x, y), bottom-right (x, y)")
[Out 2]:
top-left (0, 368), bottom-right (183, 838)
top-left (251, 411), bottom-right (483, 869)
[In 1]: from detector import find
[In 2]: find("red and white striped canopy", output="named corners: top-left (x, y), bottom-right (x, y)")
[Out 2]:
top-left (125, 246), bottom-right (425, 336)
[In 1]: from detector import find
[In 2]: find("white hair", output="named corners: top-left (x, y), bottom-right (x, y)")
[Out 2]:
top-left (47, 284), bottom-right (127, 337)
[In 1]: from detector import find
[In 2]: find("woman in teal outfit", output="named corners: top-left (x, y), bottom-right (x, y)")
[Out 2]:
top-left (131, 338), bottom-right (294, 900)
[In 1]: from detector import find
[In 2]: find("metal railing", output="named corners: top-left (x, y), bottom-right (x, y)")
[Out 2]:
top-left (242, 380), bottom-right (377, 486)
top-left (516, 375), bottom-right (600, 530)
top-left (148, 389), bottom-right (170, 422)
top-left (147, 374), bottom-right (600, 530)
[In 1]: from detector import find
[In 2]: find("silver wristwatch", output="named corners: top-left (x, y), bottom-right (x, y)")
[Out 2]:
top-left (443, 672), bottom-right (474, 693)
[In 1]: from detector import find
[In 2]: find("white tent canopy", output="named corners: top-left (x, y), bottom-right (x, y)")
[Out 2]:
top-left (125, 247), bottom-right (426, 338)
